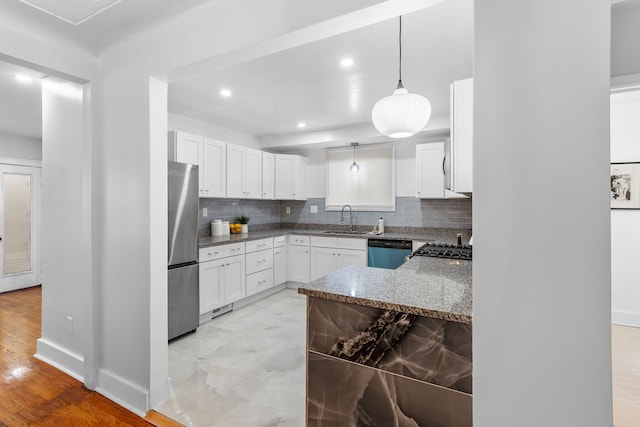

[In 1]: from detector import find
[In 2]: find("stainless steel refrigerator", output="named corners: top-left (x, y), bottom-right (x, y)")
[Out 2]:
top-left (168, 161), bottom-right (199, 340)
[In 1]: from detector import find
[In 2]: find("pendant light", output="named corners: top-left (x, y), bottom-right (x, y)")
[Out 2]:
top-left (349, 142), bottom-right (360, 173)
top-left (371, 16), bottom-right (431, 138)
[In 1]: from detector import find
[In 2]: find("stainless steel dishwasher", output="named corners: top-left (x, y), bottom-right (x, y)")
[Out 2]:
top-left (367, 239), bottom-right (412, 269)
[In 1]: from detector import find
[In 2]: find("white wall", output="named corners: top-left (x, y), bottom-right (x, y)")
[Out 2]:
top-left (168, 112), bottom-right (260, 149)
top-left (474, 1), bottom-right (612, 426)
top-left (0, 132), bottom-right (42, 160)
top-left (611, 90), bottom-right (640, 327)
top-left (299, 136), bottom-right (442, 199)
top-left (36, 77), bottom-right (88, 379)
top-left (95, 0), bottom-right (427, 414)
top-left (611, 1), bottom-right (640, 78)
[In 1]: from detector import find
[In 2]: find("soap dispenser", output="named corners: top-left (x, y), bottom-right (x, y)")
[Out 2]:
top-left (378, 217), bottom-right (384, 234)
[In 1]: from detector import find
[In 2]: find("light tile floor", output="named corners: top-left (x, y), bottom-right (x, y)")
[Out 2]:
top-left (159, 289), bottom-right (307, 427)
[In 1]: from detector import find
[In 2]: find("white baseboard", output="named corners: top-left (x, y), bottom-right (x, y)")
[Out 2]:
top-left (95, 369), bottom-right (150, 417)
top-left (34, 338), bottom-right (84, 382)
top-left (612, 310), bottom-right (640, 328)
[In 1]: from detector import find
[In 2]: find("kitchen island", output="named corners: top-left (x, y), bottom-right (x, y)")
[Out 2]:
top-left (298, 257), bottom-right (472, 427)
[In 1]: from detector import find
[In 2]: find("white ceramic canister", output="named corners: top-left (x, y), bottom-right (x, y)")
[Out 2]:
top-left (211, 220), bottom-right (223, 237)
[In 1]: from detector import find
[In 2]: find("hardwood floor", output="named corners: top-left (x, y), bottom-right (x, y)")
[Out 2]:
top-left (612, 324), bottom-right (640, 427)
top-left (0, 286), bottom-right (181, 427)
top-left (2, 286), bottom-right (639, 426)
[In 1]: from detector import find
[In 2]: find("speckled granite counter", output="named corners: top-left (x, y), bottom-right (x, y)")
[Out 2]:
top-left (298, 257), bottom-right (472, 324)
top-left (199, 227), bottom-right (470, 249)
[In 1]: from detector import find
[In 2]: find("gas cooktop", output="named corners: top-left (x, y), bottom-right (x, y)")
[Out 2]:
top-left (412, 242), bottom-right (472, 260)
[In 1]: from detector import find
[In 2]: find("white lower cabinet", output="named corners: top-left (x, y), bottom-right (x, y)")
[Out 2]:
top-left (309, 236), bottom-right (367, 282)
top-left (223, 255), bottom-right (246, 304)
top-left (199, 244), bottom-right (246, 315)
top-left (288, 236), bottom-right (310, 283)
top-left (199, 258), bottom-right (224, 313)
top-left (245, 238), bottom-right (275, 297)
top-left (246, 268), bottom-right (274, 297)
top-left (273, 236), bottom-right (287, 286)
top-left (199, 254), bottom-right (245, 314)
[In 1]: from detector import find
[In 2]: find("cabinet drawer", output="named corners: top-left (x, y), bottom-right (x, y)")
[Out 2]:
top-left (224, 242), bottom-right (245, 256)
top-left (245, 248), bottom-right (274, 275)
top-left (338, 237), bottom-right (367, 251)
top-left (199, 246), bottom-right (225, 262)
top-left (246, 269), bottom-right (274, 297)
top-left (246, 237), bottom-right (273, 253)
top-left (289, 234), bottom-right (310, 246)
top-left (310, 236), bottom-right (337, 248)
top-left (273, 235), bottom-right (286, 247)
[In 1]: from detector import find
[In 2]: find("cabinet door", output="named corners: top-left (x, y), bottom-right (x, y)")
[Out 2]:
top-left (262, 152), bottom-right (275, 199)
top-left (338, 249), bottom-right (367, 269)
top-left (244, 148), bottom-right (262, 199)
top-left (170, 131), bottom-right (201, 165)
top-left (201, 138), bottom-right (226, 198)
top-left (310, 247), bottom-right (338, 282)
top-left (199, 260), bottom-right (224, 314)
top-left (415, 142), bottom-right (446, 199)
top-left (226, 143), bottom-right (244, 198)
top-left (246, 248), bottom-right (273, 275)
top-left (223, 254), bottom-right (245, 304)
top-left (273, 246), bottom-right (287, 285)
top-left (450, 78), bottom-right (473, 193)
top-left (289, 245), bottom-right (310, 283)
top-left (294, 156), bottom-right (307, 200)
top-left (275, 154), bottom-right (295, 199)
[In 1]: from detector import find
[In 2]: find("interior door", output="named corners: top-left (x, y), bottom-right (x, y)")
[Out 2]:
top-left (0, 164), bottom-right (41, 293)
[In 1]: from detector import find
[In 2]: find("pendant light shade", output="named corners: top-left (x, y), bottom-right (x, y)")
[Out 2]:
top-left (349, 142), bottom-right (360, 173)
top-left (372, 16), bottom-right (431, 138)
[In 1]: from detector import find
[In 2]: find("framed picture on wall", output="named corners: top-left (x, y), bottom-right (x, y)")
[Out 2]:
top-left (611, 162), bottom-right (640, 209)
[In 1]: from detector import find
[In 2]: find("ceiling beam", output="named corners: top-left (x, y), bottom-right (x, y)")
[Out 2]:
top-left (165, 0), bottom-right (446, 84)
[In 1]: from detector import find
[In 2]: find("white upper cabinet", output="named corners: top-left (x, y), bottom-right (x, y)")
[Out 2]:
top-left (450, 78), bottom-right (473, 193)
top-left (170, 130), bottom-right (306, 201)
top-left (262, 152), bottom-right (275, 200)
top-left (168, 130), bottom-right (201, 166)
top-left (201, 137), bottom-right (226, 198)
top-left (275, 154), bottom-right (306, 200)
top-left (169, 131), bottom-right (226, 198)
top-left (227, 144), bottom-right (263, 199)
top-left (244, 147), bottom-right (262, 199)
top-left (416, 142), bottom-right (446, 199)
top-left (226, 143), bottom-right (245, 198)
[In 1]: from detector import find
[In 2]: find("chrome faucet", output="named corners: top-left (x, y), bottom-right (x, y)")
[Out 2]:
top-left (340, 205), bottom-right (353, 231)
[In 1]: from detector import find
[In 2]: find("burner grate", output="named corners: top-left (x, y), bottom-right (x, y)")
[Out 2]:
top-left (412, 242), bottom-right (472, 260)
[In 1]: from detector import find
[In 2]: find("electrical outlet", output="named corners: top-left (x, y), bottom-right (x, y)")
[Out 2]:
top-left (286, 207), bottom-right (291, 215)
top-left (202, 207), bottom-right (208, 217)
top-left (66, 316), bottom-right (73, 334)
top-left (310, 205), bottom-right (318, 214)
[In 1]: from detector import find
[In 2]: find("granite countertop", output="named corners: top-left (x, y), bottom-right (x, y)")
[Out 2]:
top-left (198, 228), bottom-right (467, 248)
top-left (297, 257), bottom-right (472, 325)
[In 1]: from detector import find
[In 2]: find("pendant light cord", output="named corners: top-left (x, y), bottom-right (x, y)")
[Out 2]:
top-left (398, 15), bottom-right (403, 89)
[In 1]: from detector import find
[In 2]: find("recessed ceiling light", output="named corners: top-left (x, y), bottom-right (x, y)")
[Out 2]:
top-left (297, 122), bottom-right (306, 129)
top-left (220, 89), bottom-right (232, 98)
top-left (14, 74), bottom-right (33, 84)
top-left (340, 58), bottom-right (354, 68)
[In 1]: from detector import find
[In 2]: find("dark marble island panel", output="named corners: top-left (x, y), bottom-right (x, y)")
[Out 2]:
top-left (299, 258), bottom-right (472, 426)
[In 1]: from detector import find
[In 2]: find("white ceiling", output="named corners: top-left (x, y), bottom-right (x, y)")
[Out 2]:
top-left (168, 0), bottom-right (473, 139)
top-left (1, 0), bottom-right (636, 144)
